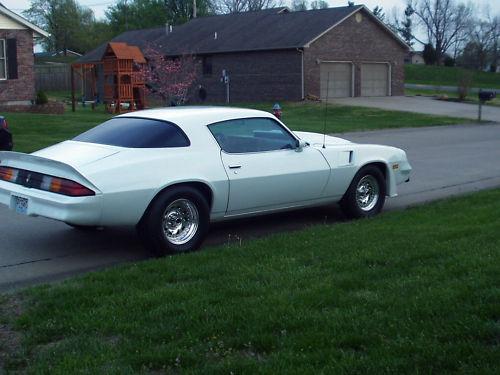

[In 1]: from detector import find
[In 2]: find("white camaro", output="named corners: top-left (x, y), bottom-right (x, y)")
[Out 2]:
top-left (0, 107), bottom-right (411, 255)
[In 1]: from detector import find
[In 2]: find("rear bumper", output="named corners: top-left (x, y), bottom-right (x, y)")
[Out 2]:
top-left (0, 180), bottom-right (103, 225)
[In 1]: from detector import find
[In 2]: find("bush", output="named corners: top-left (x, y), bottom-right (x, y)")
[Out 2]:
top-left (423, 43), bottom-right (437, 65)
top-left (444, 56), bottom-right (455, 67)
top-left (457, 71), bottom-right (473, 101)
top-left (35, 90), bottom-right (48, 105)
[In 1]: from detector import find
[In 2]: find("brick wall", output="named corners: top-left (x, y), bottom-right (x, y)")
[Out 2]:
top-left (0, 29), bottom-right (35, 104)
top-left (303, 9), bottom-right (408, 97)
top-left (193, 49), bottom-right (302, 103)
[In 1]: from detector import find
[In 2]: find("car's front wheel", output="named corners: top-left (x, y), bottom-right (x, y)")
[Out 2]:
top-left (137, 186), bottom-right (209, 256)
top-left (340, 165), bottom-right (386, 219)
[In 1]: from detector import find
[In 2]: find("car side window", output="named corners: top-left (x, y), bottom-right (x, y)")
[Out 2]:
top-left (209, 118), bottom-right (297, 153)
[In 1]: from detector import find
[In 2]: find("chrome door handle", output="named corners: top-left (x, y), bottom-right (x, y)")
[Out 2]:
top-left (228, 165), bottom-right (241, 169)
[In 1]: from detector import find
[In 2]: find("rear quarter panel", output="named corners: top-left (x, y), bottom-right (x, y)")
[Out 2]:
top-left (79, 147), bottom-right (229, 226)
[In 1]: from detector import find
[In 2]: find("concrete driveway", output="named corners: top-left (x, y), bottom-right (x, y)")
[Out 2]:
top-left (332, 96), bottom-right (500, 122)
top-left (1, 123), bottom-right (500, 291)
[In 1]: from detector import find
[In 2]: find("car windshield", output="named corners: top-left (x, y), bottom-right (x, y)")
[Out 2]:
top-left (73, 117), bottom-right (190, 148)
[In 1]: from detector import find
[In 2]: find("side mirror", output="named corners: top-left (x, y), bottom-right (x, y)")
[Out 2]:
top-left (295, 139), bottom-right (308, 152)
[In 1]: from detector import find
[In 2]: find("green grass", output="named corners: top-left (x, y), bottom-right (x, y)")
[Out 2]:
top-left (1, 189), bottom-right (499, 373)
top-left (8, 107), bottom-right (112, 153)
top-left (405, 65), bottom-right (500, 89)
top-left (7, 101), bottom-right (467, 153)
top-left (405, 88), bottom-right (500, 107)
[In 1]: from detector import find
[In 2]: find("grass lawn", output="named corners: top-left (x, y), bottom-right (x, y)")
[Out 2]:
top-left (6, 101), bottom-right (468, 154)
top-left (1, 189), bottom-right (499, 373)
top-left (405, 65), bottom-right (500, 89)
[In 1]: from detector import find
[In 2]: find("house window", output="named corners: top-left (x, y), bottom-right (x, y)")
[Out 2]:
top-left (202, 56), bottom-right (212, 76)
top-left (0, 39), bottom-right (6, 80)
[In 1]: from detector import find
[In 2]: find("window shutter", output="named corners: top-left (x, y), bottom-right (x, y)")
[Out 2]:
top-left (6, 39), bottom-right (18, 80)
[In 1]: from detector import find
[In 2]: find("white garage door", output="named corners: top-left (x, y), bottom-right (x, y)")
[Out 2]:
top-left (361, 63), bottom-right (389, 96)
top-left (320, 63), bottom-right (352, 99)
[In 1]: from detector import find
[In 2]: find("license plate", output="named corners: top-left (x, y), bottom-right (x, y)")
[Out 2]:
top-left (13, 196), bottom-right (28, 215)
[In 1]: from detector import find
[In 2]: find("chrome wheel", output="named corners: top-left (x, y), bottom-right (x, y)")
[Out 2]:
top-left (162, 199), bottom-right (199, 246)
top-left (356, 175), bottom-right (379, 212)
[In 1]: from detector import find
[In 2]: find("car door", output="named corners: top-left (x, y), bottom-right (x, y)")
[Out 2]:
top-left (208, 117), bottom-right (330, 215)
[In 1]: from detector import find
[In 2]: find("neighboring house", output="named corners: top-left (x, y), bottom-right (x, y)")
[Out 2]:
top-left (0, 2), bottom-right (49, 105)
top-left (405, 51), bottom-right (424, 65)
top-left (78, 5), bottom-right (409, 102)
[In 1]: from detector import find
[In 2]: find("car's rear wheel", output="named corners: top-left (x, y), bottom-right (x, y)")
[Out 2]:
top-left (340, 165), bottom-right (386, 219)
top-left (137, 186), bottom-right (209, 256)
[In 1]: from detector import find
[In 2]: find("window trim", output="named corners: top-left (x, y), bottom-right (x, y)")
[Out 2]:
top-left (207, 116), bottom-right (300, 155)
top-left (0, 39), bottom-right (6, 81)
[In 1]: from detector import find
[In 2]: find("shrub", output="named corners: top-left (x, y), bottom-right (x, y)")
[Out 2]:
top-left (457, 71), bottom-right (473, 101)
top-left (35, 90), bottom-right (48, 105)
top-left (444, 56), bottom-right (455, 67)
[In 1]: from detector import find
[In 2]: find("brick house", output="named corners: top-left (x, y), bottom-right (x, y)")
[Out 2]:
top-left (0, 3), bottom-right (49, 105)
top-left (78, 5), bottom-right (409, 103)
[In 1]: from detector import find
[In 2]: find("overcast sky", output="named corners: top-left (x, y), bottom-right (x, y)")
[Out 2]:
top-left (4, 0), bottom-right (500, 25)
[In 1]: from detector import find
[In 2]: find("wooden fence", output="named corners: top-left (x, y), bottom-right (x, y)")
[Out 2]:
top-left (35, 64), bottom-right (82, 92)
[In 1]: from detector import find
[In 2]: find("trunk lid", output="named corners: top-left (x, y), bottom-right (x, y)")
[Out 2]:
top-left (33, 141), bottom-right (121, 168)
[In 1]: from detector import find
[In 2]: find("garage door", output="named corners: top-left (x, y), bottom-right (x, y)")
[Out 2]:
top-left (361, 63), bottom-right (389, 96)
top-left (320, 63), bottom-right (352, 99)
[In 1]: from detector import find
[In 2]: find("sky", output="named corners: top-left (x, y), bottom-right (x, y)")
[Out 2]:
top-left (3, 0), bottom-right (500, 24)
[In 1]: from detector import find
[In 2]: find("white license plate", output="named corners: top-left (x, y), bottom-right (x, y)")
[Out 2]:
top-left (13, 196), bottom-right (29, 215)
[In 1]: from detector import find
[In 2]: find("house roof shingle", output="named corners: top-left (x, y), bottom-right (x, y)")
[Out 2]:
top-left (77, 5), bottom-right (406, 64)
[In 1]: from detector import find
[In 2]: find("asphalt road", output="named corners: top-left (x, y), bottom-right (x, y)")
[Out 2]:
top-left (333, 96), bottom-right (500, 122)
top-left (1, 123), bottom-right (500, 291)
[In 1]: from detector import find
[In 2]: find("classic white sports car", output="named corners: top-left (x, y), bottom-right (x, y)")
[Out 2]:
top-left (0, 107), bottom-right (411, 255)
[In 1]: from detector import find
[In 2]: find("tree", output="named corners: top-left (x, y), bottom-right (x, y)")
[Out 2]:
top-left (396, 4), bottom-right (415, 47)
top-left (422, 43), bottom-right (437, 65)
top-left (407, 0), bottom-right (473, 64)
top-left (373, 6), bottom-right (385, 22)
top-left (291, 0), bottom-right (307, 11)
top-left (466, 17), bottom-right (498, 70)
top-left (310, 0), bottom-right (328, 10)
top-left (24, 0), bottom-right (98, 53)
top-left (106, 0), bottom-right (214, 34)
top-left (140, 45), bottom-right (198, 104)
top-left (215, 0), bottom-right (283, 13)
top-left (491, 17), bottom-right (500, 72)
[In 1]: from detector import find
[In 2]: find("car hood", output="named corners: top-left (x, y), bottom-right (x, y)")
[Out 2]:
top-left (32, 141), bottom-right (121, 168)
top-left (294, 131), bottom-right (352, 147)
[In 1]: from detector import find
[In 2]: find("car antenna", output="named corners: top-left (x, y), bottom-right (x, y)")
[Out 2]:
top-left (322, 72), bottom-right (330, 149)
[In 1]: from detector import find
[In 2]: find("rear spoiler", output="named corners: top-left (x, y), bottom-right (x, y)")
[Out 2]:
top-left (0, 151), bottom-right (101, 193)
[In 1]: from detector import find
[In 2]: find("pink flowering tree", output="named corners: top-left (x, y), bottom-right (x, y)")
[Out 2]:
top-left (140, 45), bottom-right (198, 105)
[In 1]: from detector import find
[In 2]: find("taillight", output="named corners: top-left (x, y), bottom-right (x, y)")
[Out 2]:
top-left (41, 175), bottom-right (95, 196)
top-left (0, 118), bottom-right (7, 129)
top-left (0, 166), bottom-right (95, 197)
top-left (0, 166), bottom-right (18, 182)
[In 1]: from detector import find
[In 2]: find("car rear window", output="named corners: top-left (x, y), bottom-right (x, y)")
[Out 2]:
top-left (73, 117), bottom-right (190, 148)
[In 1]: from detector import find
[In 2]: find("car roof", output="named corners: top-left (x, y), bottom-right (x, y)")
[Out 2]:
top-left (117, 106), bottom-right (275, 132)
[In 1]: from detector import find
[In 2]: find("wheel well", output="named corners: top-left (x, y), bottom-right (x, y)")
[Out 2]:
top-left (361, 162), bottom-right (388, 191)
top-left (137, 181), bottom-right (214, 226)
top-left (367, 162), bottom-right (387, 180)
top-left (162, 181), bottom-right (213, 208)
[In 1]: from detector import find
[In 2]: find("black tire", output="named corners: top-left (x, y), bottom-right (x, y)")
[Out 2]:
top-left (137, 186), bottom-right (210, 256)
top-left (340, 165), bottom-right (386, 219)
